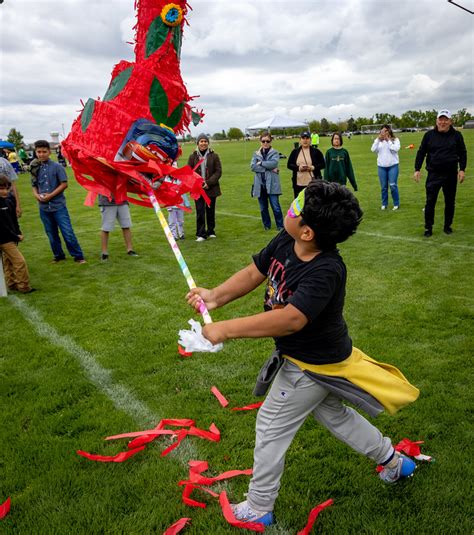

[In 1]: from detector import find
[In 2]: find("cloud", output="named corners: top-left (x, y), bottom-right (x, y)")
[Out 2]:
top-left (0, 0), bottom-right (472, 142)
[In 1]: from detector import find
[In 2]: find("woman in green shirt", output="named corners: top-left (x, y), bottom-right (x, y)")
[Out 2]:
top-left (324, 133), bottom-right (358, 191)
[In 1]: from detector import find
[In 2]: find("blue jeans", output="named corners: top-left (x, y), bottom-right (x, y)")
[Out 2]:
top-left (377, 164), bottom-right (399, 207)
top-left (39, 206), bottom-right (84, 260)
top-left (258, 188), bottom-right (283, 230)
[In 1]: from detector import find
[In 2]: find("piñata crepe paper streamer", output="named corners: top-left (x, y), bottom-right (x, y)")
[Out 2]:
top-left (163, 517), bottom-right (191, 535)
top-left (178, 460), bottom-right (252, 510)
top-left (77, 446), bottom-right (146, 463)
top-left (297, 499), bottom-right (334, 535)
top-left (62, 0), bottom-right (204, 210)
top-left (211, 386), bottom-right (229, 408)
top-left (376, 438), bottom-right (432, 472)
top-left (104, 419), bottom-right (220, 457)
top-left (211, 386), bottom-right (263, 411)
top-left (0, 497), bottom-right (11, 520)
top-left (394, 438), bottom-right (433, 461)
top-left (219, 491), bottom-right (265, 533)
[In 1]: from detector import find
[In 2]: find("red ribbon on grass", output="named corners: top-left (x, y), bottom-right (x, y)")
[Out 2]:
top-left (297, 499), bottom-right (334, 535)
top-left (0, 497), bottom-right (11, 520)
top-left (211, 386), bottom-right (263, 412)
top-left (163, 517), bottom-right (191, 534)
top-left (77, 446), bottom-right (145, 463)
top-left (219, 491), bottom-right (265, 533)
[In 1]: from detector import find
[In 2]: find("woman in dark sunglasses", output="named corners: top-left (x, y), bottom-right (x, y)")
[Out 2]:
top-left (250, 132), bottom-right (284, 231)
top-left (287, 130), bottom-right (325, 197)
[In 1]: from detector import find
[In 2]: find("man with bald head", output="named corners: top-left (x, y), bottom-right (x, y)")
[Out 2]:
top-left (414, 110), bottom-right (467, 237)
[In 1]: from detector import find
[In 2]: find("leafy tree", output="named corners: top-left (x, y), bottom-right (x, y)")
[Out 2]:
top-left (347, 117), bottom-right (357, 131)
top-left (212, 132), bottom-right (226, 140)
top-left (320, 118), bottom-right (330, 133)
top-left (452, 108), bottom-right (472, 126)
top-left (227, 127), bottom-right (244, 140)
top-left (308, 120), bottom-right (321, 133)
top-left (7, 128), bottom-right (24, 150)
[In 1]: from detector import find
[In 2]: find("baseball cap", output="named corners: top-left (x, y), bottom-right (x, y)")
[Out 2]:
top-left (437, 109), bottom-right (451, 119)
top-left (300, 131), bottom-right (311, 138)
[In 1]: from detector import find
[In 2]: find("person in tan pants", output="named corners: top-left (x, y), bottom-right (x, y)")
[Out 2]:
top-left (0, 175), bottom-right (34, 293)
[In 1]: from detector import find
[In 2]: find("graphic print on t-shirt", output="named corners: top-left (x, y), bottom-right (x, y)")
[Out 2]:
top-left (264, 257), bottom-right (293, 310)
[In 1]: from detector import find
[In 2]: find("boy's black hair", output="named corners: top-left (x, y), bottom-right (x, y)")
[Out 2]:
top-left (299, 181), bottom-right (363, 251)
top-left (34, 139), bottom-right (51, 150)
top-left (0, 174), bottom-right (12, 188)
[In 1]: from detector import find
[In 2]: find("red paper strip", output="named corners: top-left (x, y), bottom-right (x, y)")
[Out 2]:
top-left (128, 432), bottom-right (175, 450)
top-left (0, 497), bottom-right (11, 520)
top-left (211, 386), bottom-right (229, 408)
top-left (187, 423), bottom-right (220, 442)
top-left (394, 438), bottom-right (424, 457)
top-left (182, 484), bottom-right (207, 509)
top-left (77, 446), bottom-right (145, 463)
top-left (163, 517), bottom-right (191, 535)
top-left (162, 430), bottom-right (188, 457)
top-left (178, 345), bottom-right (193, 357)
top-left (219, 491), bottom-right (265, 532)
top-left (297, 499), bottom-right (334, 535)
top-left (106, 419), bottom-right (195, 440)
top-left (231, 402), bottom-right (264, 412)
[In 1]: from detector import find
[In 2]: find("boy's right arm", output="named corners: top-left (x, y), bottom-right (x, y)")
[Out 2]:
top-left (187, 263), bottom-right (266, 312)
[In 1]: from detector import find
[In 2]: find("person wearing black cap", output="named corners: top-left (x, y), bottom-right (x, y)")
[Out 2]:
top-left (187, 134), bottom-right (222, 241)
top-left (414, 110), bottom-right (467, 237)
top-left (287, 131), bottom-right (325, 198)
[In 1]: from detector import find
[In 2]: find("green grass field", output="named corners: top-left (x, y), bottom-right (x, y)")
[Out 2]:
top-left (1, 131), bottom-right (473, 534)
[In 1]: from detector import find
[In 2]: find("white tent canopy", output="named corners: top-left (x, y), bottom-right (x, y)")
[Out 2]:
top-left (246, 115), bottom-right (308, 132)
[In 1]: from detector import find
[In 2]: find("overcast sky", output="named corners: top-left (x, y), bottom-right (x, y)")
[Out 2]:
top-left (0, 0), bottom-right (473, 143)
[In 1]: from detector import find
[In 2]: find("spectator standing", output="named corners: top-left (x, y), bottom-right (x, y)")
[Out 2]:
top-left (98, 194), bottom-right (138, 261)
top-left (5, 149), bottom-right (21, 174)
top-left (287, 131), bottom-right (325, 197)
top-left (0, 175), bottom-right (34, 293)
top-left (414, 110), bottom-right (467, 237)
top-left (371, 125), bottom-right (401, 211)
top-left (187, 134), bottom-right (222, 242)
top-left (324, 132), bottom-right (358, 191)
top-left (311, 132), bottom-right (320, 148)
top-left (31, 140), bottom-right (86, 264)
top-left (250, 132), bottom-right (283, 231)
top-left (0, 157), bottom-right (22, 217)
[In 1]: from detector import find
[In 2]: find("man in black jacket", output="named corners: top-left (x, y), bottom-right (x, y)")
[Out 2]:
top-left (414, 110), bottom-right (467, 237)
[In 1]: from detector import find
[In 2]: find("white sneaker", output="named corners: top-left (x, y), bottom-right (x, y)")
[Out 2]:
top-left (392, 206), bottom-right (399, 211)
top-left (231, 500), bottom-right (274, 526)
top-left (195, 237), bottom-right (206, 242)
top-left (208, 234), bottom-right (217, 238)
top-left (381, 205), bottom-right (387, 210)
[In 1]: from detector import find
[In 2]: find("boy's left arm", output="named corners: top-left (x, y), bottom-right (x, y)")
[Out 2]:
top-left (202, 304), bottom-right (308, 345)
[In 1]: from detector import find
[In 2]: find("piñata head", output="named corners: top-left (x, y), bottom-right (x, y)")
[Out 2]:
top-left (62, 0), bottom-right (205, 208)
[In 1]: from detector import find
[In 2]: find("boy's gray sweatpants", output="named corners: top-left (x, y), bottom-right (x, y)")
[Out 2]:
top-left (248, 360), bottom-right (393, 512)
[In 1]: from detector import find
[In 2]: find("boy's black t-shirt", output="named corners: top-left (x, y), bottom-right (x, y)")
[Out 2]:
top-left (253, 231), bottom-right (352, 364)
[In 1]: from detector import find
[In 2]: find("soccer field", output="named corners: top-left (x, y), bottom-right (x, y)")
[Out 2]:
top-left (1, 131), bottom-right (473, 533)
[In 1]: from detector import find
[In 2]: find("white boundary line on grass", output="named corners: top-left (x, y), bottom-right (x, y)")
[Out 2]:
top-left (9, 295), bottom-right (158, 427)
top-left (216, 210), bottom-right (474, 251)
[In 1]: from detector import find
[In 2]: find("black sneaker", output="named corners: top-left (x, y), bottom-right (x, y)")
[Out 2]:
top-left (20, 288), bottom-right (37, 294)
top-left (423, 228), bottom-right (432, 237)
top-left (101, 253), bottom-right (109, 261)
top-left (51, 257), bottom-right (66, 264)
top-left (443, 226), bottom-right (453, 235)
top-left (127, 250), bottom-right (139, 256)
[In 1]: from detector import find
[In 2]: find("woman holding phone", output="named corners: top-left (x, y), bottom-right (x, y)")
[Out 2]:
top-left (287, 130), bottom-right (325, 197)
